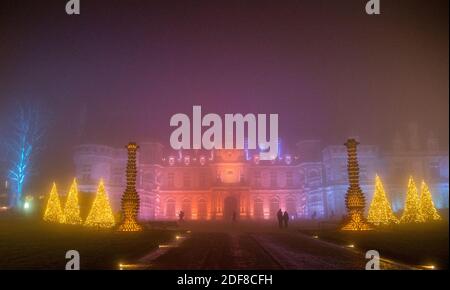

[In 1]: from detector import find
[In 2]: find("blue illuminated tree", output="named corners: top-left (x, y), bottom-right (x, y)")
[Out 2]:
top-left (4, 103), bottom-right (47, 209)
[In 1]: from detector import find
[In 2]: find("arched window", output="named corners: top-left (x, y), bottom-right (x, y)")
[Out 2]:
top-left (298, 169), bottom-right (305, 184)
top-left (183, 173), bottom-right (191, 188)
top-left (286, 197), bottom-right (297, 219)
top-left (197, 199), bottom-right (207, 220)
top-left (269, 198), bottom-right (280, 219)
top-left (270, 171), bottom-right (277, 187)
top-left (308, 169), bottom-right (319, 179)
top-left (254, 198), bottom-right (264, 219)
top-left (307, 169), bottom-right (321, 185)
top-left (166, 199), bottom-right (175, 219)
top-left (182, 199), bottom-right (192, 220)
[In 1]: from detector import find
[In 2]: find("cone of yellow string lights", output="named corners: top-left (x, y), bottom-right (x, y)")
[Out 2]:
top-left (63, 179), bottom-right (83, 225)
top-left (367, 175), bottom-right (399, 226)
top-left (43, 182), bottom-right (65, 223)
top-left (84, 179), bottom-right (116, 229)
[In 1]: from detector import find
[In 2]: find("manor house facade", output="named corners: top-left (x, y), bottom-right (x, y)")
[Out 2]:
top-left (73, 134), bottom-right (449, 221)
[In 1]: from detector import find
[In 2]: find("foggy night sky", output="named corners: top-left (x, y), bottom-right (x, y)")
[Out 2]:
top-left (0, 0), bottom-right (448, 192)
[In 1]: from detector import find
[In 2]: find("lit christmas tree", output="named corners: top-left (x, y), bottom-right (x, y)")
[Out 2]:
top-left (43, 183), bottom-right (65, 223)
top-left (63, 179), bottom-right (83, 225)
top-left (367, 175), bottom-right (398, 226)
top-left (400, 177), bottom-right (425, 223)
top-left (84, 180), bottom-right (115, 228)
top-left (420, 181), bottom-right (441, 221)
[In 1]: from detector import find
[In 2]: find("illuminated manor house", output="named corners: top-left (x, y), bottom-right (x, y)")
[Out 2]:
top-left (74, 133), bottom-right (449, 221)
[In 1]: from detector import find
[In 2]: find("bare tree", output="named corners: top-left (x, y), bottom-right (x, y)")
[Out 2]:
top-left (3, 103), bottom-right (48, 209)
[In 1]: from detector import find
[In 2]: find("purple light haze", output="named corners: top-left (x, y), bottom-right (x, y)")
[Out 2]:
top-left (0, 0), bottom-right (448, 191)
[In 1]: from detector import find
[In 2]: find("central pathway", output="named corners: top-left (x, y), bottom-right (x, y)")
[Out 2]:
top-left (147, 232), bottom-right (283, 269)
top-left (138, 223), bottom-right (410, 270)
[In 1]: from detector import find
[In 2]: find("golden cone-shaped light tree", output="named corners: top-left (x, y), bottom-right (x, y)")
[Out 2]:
top-left (43, 183), bottom-right (65, 223)
top-left (367, 175), bottom-right (398, 226)
top-left (63, 179), bottom-right (83, 225)
top-left (84, 180), bottom-right (115, 228)
top-left (400, 177), bottom-right (425, 223)
top-left (420, 181), bottom-right (441, 221)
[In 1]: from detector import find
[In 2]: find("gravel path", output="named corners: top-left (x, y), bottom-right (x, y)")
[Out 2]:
top-left (143, 228), bottom-right (410, 270)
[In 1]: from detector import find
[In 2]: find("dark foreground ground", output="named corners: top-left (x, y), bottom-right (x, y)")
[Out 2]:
top-left (134, 221), bottom-right (440, 270)
top-left (0, 216), bottom-right (447, 270)
top-left (0, 216), bottom-right (176, 269)
top-left (145, 231), bottom-right (407, 270)
top-left (303, 221), bottom-right (449, 270)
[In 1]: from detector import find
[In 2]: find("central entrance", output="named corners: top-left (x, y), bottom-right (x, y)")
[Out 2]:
top-left (223, 196), bottom-right (238, 221)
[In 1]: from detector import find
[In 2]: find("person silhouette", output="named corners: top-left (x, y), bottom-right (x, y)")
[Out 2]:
top-left (232, 211), bottom-right (237, 222)
top-left (277, 209), bottom-right (283, 228)
top-left (283, 211), bottom-right (289, 228)
top-left (178, 210), bottom-right (185, 222)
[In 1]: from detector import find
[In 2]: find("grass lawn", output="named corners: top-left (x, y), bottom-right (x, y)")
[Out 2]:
top-left (300, 221), bottom-right (449, 269)
top-left (0, 215), bottom-right (177, 270)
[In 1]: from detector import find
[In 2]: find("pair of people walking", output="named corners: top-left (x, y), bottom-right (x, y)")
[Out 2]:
top-left (277, 209), bottom-right (289, 228)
